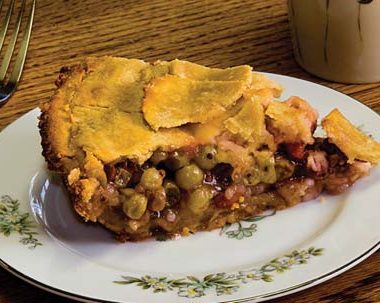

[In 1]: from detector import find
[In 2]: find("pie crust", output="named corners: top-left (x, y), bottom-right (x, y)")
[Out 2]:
top-left (39, 56), bottom-right (380, 241)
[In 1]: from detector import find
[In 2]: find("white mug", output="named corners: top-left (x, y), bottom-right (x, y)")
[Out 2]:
top-left (288, 0), bottom-right (380, 83)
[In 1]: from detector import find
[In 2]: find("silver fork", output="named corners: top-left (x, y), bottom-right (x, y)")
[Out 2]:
top-left (0, 0), bottom-right (35, 105)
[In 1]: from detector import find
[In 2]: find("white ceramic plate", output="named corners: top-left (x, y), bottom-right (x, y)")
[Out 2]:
top-left (0, 73), bottom-right (379, 303)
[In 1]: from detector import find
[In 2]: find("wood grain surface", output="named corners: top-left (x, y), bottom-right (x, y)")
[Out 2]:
top-left (0, 0), bottom-right (379, 302)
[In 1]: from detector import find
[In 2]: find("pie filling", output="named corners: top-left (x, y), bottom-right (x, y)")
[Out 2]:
top-left (39, 57), bottom-right (380, 242)
top-left (82, 137), bottom-right (369, 242)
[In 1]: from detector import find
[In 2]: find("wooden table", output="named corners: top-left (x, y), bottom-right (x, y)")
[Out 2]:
top-left (0, 0), bottom-right (379, 302)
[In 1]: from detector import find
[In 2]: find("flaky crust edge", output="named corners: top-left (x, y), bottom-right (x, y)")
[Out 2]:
top-left (39, 63), bottom-right (88, 173)
top-left (39, 67), bottom-right (69, 172)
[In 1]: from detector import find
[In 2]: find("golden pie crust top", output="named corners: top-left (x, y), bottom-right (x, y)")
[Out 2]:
top-left (40, 56), bottom-right (380, 174)
top-left (40, 57), bottom-right (280, 167)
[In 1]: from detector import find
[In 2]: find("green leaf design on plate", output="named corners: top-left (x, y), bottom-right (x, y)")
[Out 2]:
top-left (220, 210), bottom-right (276, 239)
top-left (0, 195), bottom-right (42, 249)
top-left (114, 247), bottom-right (324, 298)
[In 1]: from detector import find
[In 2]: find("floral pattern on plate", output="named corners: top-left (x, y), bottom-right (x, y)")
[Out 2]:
top-left (114, 247), bottom-right (324, 298)
top-left (0, 195), bottom-right (42, 249)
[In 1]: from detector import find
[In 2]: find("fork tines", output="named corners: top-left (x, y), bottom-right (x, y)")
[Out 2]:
top-left (0, 0), bottom-right (35, 104)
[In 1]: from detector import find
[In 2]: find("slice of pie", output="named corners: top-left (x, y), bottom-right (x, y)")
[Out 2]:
top-left (39, 57), bottom-right (380, 242)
